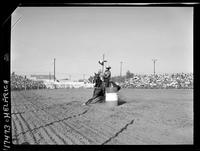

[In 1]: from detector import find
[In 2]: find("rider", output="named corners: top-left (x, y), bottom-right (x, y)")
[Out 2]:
top-left (103, 66), bottom-right (111, 87)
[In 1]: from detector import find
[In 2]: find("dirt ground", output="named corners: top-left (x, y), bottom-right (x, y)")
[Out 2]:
top-left (11, 88), bottom-right (193, 145)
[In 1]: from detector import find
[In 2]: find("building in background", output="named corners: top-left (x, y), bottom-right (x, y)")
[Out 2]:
top-left (30, 75), bottom-right (55, 81)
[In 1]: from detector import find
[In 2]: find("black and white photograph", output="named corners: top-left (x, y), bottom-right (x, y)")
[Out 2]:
top-left (10, 5), bottom-right (193, 146)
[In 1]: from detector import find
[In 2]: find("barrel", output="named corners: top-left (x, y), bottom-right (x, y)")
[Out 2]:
top-left (105, 87), bottom-right (118, 107)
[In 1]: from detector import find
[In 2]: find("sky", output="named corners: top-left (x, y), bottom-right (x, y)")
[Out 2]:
top-left (11, 7), bottom-right (193, 80)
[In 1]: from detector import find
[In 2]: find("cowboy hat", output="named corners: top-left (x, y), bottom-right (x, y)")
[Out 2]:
top-left (106, 66), bottom-right (111, 69)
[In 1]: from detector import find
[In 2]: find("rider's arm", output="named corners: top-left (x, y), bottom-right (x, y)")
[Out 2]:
top-left (104, 71), bottom-right (111, 78)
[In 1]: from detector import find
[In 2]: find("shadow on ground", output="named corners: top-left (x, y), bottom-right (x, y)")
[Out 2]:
top-left (118, 98), bottom-right (127, 106)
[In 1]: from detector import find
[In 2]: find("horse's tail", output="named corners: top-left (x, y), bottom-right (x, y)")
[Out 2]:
top-left (110, 81), bottom-right (121, 91)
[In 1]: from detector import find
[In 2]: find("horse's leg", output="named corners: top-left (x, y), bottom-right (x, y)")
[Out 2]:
top-left (92, 88), bottom-right (96, 97)
top-left (85, 98), bottom-right (93, 105)
top-left (87, 95), bottom-right (100, 104)
top-left (86, 87), bottom-right (105, 104)
top-left (89, 89), bottom-right (105, 104)
top-left (85, 94), bottom-right (96, 105)
top-left (101, 82), bottom-right (106, 95)
top-left (85, 88), bottom-right (99, 105)
top-left (92, 88), bottom-right (105, 103)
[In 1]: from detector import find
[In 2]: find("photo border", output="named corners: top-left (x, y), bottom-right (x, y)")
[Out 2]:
top-left (0, 2), bottom-right (199, 151)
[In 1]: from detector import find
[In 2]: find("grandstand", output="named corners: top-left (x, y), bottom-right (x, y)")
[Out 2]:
top-left (11, 73), bottom-right (94, 90)
top-left (11, 72), bottom-right (193, 91)
top-left (120, 73), bottom-right (193, 89)
top-left (11, 73), bottom-right (46, 90)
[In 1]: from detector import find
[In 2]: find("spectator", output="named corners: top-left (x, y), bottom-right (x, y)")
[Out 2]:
top-left (119, 73), bottom-right (193, 89)
top-left (11, 74), bottom-right (46, 90)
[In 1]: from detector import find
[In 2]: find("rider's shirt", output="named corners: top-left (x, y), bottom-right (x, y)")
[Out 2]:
top-left (103, 70), bottom-right (111, 80)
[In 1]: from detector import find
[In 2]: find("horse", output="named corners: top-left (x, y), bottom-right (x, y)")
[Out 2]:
top-left (83, 73), bottom-right (121, 105)
top-left (83, 73), bottom-right (105, 105)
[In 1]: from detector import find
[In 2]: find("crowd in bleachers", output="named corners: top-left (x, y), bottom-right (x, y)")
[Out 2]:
top-left (11, 73), bottom-right (46, 90)
top-left (11, 72), bottom-right (193, 90)
top-left (120, 73), bottom-right (193, 89)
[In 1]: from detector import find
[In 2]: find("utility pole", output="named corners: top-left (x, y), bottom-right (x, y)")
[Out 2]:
top-left (54, 58), bottom-right (56, 82)
top-left (120, 61), bottom-right (123, 77)
top-left (69, 75), bottom-right (71, 81)
top-left (83, 74), bottom-right (85, 80)
top-left (102, 54), bottom-right (105, 73)
top-left (152, 59), bottom-right (157, 75)
top-left (98, 53), bottom-right (107, 74)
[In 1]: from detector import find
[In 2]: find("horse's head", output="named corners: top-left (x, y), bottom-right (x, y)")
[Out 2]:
top-left (93, 72), bottom-right (102, 87)
top-left (93, 72), bottom-right (100, 83)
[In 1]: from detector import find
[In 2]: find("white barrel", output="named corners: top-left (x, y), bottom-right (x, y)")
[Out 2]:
top-left (106, 93), bottom-right (118, 101)
top-left (105, 91), bottom-right (118, 107)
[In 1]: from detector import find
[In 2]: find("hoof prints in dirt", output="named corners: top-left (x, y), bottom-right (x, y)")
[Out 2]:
top-left (11, 92), bottom-right (100, 144)
top-left (12, 108), bottom-right (91, 144)
top-left (11, 91), bottom-right (137, 145)
top-left (102, 119), bottom-right (134, 145)
top-left (12, 90), bottom-right (192, 145)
